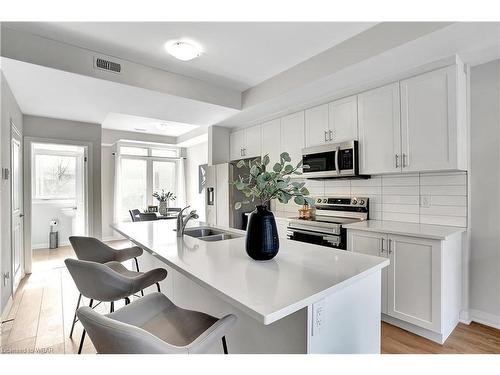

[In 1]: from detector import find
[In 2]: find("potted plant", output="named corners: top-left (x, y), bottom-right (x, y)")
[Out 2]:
top-left (152, 190), bottom-right (176, 215)
top-left (233, 152), bottom-right (314, 261)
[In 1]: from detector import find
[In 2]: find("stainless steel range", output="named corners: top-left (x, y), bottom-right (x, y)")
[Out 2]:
top-left (286, 196), bottom-right (369, 249)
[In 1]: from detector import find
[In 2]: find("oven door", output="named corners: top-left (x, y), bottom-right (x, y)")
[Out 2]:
top-left (286, 228), bottom-right (343, 249)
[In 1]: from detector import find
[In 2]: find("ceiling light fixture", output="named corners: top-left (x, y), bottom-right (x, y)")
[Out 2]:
top-left (156, 123), bottom-right (170, 131)
top-left (165, 40), bottom-right (201, 61)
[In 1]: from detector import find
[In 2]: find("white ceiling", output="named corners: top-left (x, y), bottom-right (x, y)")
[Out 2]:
top-left (4, 22), bottom-right (377, 91)
top-left (1, 57), bottom-right (239, 133)
top-left (102, 113), bottom-right (199, 136)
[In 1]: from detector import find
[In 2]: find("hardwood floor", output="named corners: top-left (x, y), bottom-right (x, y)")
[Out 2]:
top-left (1, 242), bottom-right (500, 354)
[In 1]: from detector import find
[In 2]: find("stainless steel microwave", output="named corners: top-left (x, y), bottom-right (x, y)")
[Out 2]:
top-left (302, 140), bottom-right (367, 179)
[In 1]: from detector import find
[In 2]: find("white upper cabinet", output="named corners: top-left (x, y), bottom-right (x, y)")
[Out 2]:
top-left (400, 65), bottom-right (466, 172)
top-left (281, 111), bottom-right (305, 166)
top-left (229, 125), bottom-right (262, 161)
top-left (229, 130), bottom-right (245, 161)
top-left (305, 104), bottom-right (329, 147)
top-left (329, 95), bottom-right (358, 142)
top-left (358, 82), bottom-right (401, 175)
top-left (261, 118), bottom-right (281, 164)
top-left (245, 125), bottom-right (262, 159)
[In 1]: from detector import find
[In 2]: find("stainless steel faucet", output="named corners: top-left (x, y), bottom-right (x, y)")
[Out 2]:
top-left (176, 206), bottom-right (199, 237)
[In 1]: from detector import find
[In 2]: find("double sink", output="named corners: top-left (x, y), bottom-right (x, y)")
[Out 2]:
top-left (183, 227), bottom-right (243, 242)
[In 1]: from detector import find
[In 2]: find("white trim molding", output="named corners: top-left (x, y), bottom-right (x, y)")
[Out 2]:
top-left (468, 309), bottom-right (500, 330)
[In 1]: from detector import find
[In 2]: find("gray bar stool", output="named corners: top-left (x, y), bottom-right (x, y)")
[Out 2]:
top-left (65, 258), bottom-right (167, 354)
top-left (77, 292), bottom-right (237, 354)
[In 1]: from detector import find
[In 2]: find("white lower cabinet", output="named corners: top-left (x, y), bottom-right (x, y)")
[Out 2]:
top-left (348, 229), bottom-right (462, 344)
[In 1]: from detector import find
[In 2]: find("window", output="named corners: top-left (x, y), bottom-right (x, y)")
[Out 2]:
top-left (117, 144), bottom-right (181, 219)
top-left (34, 154), bottom-right (77, 199)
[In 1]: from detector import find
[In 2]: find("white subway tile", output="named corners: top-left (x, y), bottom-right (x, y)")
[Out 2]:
top-left (383, 212), bottom-right (420, 223)
top-left (382, 185), bottom-right (419, 196)
top-left (383, 203), bottom-right (419, 214)
top-left (351, 176), bottom-right (382, 187)
top-left (382, 175), bottom-right (419, 186)
top-left (420, 185), bottom-right (466, 196)
top-left (420, 173), bottom-right (467, 186)
top-left (350, 186), bottom-right (382, 195)
top-left (420, 205), bottom-right (467, 217)
top-left (369, 211), bottom-right (383, 220)
top-left (429, 195), bottom-right (467, 206)
top-left (420, 215), bottom-right (467, 227)
top-left (383, 195), bottom-right (420, 205)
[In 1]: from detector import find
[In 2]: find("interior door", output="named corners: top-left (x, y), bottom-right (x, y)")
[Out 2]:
top-left (358, 82), bottom-right (401, 174)
top-left (11, 126), bottom-right (23, 290)
top-left (74, 149), bottom-right (86, 236)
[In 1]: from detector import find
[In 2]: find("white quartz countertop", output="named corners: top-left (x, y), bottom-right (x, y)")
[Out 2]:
top-left (112, 220), bottom-right (388, 325)
top-left (344, 220), bottom-right (466, 240)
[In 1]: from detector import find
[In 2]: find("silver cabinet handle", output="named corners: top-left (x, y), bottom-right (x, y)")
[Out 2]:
top-left (324, 130), bottom-right (328, 142)
top-left (243, 148), bottom-right (246, 156)
top-left (402, 153), bottom-right (407, 168)
top-left (395, 154), bottom-right (400, 168)
top-left (388, 238), bottom-right (393, 254)
top-left (240, 148), bottom-right (243, 157)
top-left (329, 130), bottom-right (333, 141)
top-left (380, 237), bottom-right (385, 253)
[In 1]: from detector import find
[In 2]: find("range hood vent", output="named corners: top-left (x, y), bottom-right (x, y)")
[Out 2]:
top-left (94, 57), bottom-right (122, 73)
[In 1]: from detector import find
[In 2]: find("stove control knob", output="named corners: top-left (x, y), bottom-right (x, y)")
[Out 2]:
top-left (317, 198), bottom-right (322, 204)
top-left (351, 198), bottom-right (358, 205)
top-left (359, 199), bottom-right (365, 205)
top-left (322, 199), bottom-right (327, 203)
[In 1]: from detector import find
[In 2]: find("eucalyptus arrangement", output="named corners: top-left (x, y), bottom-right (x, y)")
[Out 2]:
top-left (232, 152), bottom-right (315, 210)
top-left (152, 190), bottom-right (176, 215)
top-left (232, 152), bottom-right (314, 261)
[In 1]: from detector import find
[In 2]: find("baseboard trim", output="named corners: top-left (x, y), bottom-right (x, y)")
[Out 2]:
top-left (382, 314), bottom-right (445, 344)
top-left (102, 234), bottom-right (125, 242)
top-left (468, 309), bottom-right (500, 330)
top-left (32, 241), bottom-right (70, 250)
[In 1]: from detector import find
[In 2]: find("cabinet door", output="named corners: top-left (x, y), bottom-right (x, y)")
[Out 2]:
top-left (305, 104), bottom-right (328, 147)
top-left (387, 235), bottom-right (441, 332)
top-left (281, 111), bottom-right (305, 166)
top-left (229, 130), bottom-right (245, 161)
top-left (329, 95), bottom-right (358, 142)
top-left (244, 125), bottom-right (261, 159)
top-left (348, 230), bottom-right (388, 314)
top-left (358, 83), bottom-right (401, 174)
top-left (261, 118), bottom-right (281, 165)
top-left (400, 66), bottom-right (458, 172)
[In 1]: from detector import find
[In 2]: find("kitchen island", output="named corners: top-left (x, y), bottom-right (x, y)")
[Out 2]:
top-left (112, 220), bottom-right (389, 354)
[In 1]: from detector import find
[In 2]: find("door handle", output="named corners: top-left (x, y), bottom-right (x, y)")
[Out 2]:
top-left (335, 146), bottom-right (340, 175)
top-left (388, 238), bottom-right (393, 254)
top-left (380, 237), bottom-right (385, 253)
top-left (402, 153), bottom-right (407, 168)
top-left (324, 130), bottom-right (328, 142)
top-left (19, 213), bottom-right (24, 218)
top-left (329, 130), bottom-right (333, 141)
top-left (395, 154), bottom-right (400, 168)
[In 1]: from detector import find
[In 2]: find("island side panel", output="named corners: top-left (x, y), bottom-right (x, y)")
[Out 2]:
top-left (307, 270), bottom-right (382, 354)
top-left (137, 250), bottom-right (308, 354)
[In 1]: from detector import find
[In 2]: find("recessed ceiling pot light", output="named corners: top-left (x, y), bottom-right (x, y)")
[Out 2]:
top-left (165, 40), bottom-right (201, 61)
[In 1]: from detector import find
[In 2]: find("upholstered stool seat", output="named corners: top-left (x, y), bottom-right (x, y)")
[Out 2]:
top-left (77, 292), bottom-right (237, 354)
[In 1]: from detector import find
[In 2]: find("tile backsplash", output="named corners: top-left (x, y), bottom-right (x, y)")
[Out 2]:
top-left (274, 171), bottom-right (467, 228)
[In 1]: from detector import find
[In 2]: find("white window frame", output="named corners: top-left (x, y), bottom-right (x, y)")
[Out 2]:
top-left (116, 142), bottom-right (182, 220)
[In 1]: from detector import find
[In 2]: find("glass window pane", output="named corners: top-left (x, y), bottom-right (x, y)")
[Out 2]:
top-left (151, 148), bottom-right (178, 157)
top-left (121, 159), bottom-right (148, 217)
top-left (152, 161), bottom-right (176, 198)
top-left (34, 154), bottom-right (77, 199)
top-left (120, 146), bottom-right (148, 156)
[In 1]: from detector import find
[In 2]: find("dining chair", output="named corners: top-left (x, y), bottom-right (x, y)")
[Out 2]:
top-left (77, 292), bottom-right (237, 354)
top-left (129, 209), bottom-right (141, 222)
top-left (65, 259), bottom-right (167, 354)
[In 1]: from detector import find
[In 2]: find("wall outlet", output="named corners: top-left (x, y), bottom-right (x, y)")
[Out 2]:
top-left (420, 195), bottom-right (431, 208)
top-left (312, 299), bottom-right (326, 336)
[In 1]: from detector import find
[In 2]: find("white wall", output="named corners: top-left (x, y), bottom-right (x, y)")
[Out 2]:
top-left (101, 144), bottom-right (117, 240)
top-left (469, 59), bottom-right (500, 326)
top-left (31, 200), bottom-right (75, 248)
top-left (185, 141), bottom-right (208, 221)
top-left (23, 115), bottom-right (102, 239)
top-left (1, 70), bottom-right (23, 314)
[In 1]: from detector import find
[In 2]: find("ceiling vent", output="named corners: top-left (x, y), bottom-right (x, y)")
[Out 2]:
top-left (94, 57), bottom-right (122, 74)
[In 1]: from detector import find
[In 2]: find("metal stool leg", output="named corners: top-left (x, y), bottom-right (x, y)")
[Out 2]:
top-left (222, 336), bottom-right (228, 354)
top-left (69, 293), bottom-right (82, 338)
top-left (124, 297), bottom-right (130, 305)
top-left (110, 301), bottom-right (114, 313)
top-left (78, 299), bottom-right (93, 354)
top-left (134, 257), bottom-right (144, 296)
top-left (156, 282), bottom-right (161, 293)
